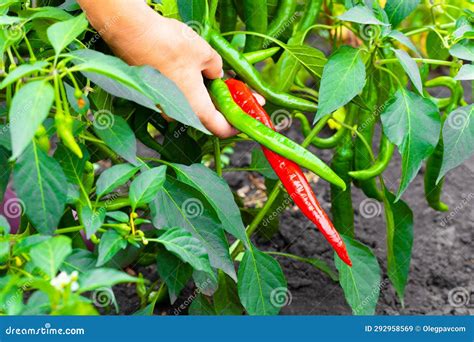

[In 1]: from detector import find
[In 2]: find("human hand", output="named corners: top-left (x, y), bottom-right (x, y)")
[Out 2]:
top-left (78, 0), bottom-right (264, 138)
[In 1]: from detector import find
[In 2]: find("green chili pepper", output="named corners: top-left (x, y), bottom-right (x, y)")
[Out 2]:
top-left (209, 79), bottom-right (345, 190)
top-left (35, 125), bottom-right (50, 153)
top-left (82, 161), bottom-right (95, 196)
top-left (349, 134), bottom-right (394, 180)
top-left (267, 0), bottom-right (279, 18)
top-left (267, 0), bottom-right (298, 43)
top-left (243, 47), bottom-right (281, 64)
top-left (353, 78), bottom-right (383, 201)
top-left (241, 0), bottom-right (268, 52)
top-left (219, 0), bottom-right (238, 37)
top-left (423, 76), bottom-right (463, 212)
top-left (295, 112), bottom-right (346, 149)
top-left (209, 30), bottom-right (318, 112)
top-left (275, 0), bottom-right (323, 92)
top-left (331, 109), bottom-right (355, 237)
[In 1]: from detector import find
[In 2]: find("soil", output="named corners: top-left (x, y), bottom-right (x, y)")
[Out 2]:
top-left (114, 119), bottom-right (473, 316)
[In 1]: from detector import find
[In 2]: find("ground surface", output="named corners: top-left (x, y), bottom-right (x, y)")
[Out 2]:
top-left (115, 120), bottom-right (473, 316)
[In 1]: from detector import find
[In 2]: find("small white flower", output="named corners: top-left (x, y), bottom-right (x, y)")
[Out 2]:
top-left (70, 281), bottom-right (79, 292)
top-left (70, 271), bottom-right (79, 282)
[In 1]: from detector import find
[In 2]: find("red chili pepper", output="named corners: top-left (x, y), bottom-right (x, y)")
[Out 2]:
top-left (225, 79), bottom-right (352, 266)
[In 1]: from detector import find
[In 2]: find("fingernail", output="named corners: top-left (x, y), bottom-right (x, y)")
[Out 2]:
top-left (220, 70), bottom-right (224, 78)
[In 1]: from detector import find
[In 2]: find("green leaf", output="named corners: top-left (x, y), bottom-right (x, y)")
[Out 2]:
top-left (380, 89), bottom-right (440, 199)
top-left (171, 163), bottom-right (248, 245)
top-left (13, 143), bottom-right (68, 234)
top-left (0, 15), bottom-right (21, 25)
top-left (0, 147), bottom-right (10, 203)
top-left (13, 235), bottom-right (50, 256)
top-left (156, 247), bottom-right (193, 303)
top-left (30, 236), bottom-right (72, 278)
top-left (450, 40), bottom-right (474, 61)
top-left (0, 215), bottom-right (10, 235)
top-left (79, 205), bottom-right (106, 238)
top-left (335, 236), bottom-right (381, 315)
top-left (282, 45), bottom-right (327, 79)
top-left (237, 248), bottom-right (286, 316)
top-left (72, 50), bottom-right (208, 134)
top-left (384, 189), bottom-right (413, 304)
top-left (0, 125), bottom-right (11, 151)
top-left (455, 64), bottom-right (474, 81)
top-left (47, 13), bottom-right (88, 57)
top-left (384, 0), bottom-right (420, 27)
top-left (426, 30), bottom-right (449, 61)
top-left (188, 294), bottom-right (216, 315)
top-left (151, 179), bottom-right (235, 279)
top-left (29, 6), bottom-right (73, 21)
top-left (177, 0), bottom-right (205, 24)
top-left (61, 249), bottom-right (97, 274)
top-left (97, 230), bottom-right (127, 267)
top-left (93, 114), bottom-right (138, 165)
top-left (157, 227), bottom-right (212, 274)
top-left (129, 166), bottom-right (167, 209)
top-left (315, 46), bottom-right (366, 122)
top-left (106, 211), bottom-right (130, 223)
top-left (54, 143), bottom-right (89, 185)
top-left (338, 5), bottom-right (388, 25)
top-left (438, 105), bottom-right (474, 181)
top-left (0, 61), bottom-right (49, 89)
top-left (388, 31), bottom-right (420, 57)
top-left (250, 148), bottom-right (277, 180)
top-left (392, 49), bottom-right (422, 94)
top-left (214, 271), bottom-right (244, 315)
top-left (78, 268), bottom-right (140, 293)
top-left (10, 81), bottom-right (54, 159)
top-left (96, 164), bottom-right (139, 197)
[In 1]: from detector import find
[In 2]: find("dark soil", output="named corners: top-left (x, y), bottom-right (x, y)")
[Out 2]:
top-left (115, 119), bottom-right (473, 316)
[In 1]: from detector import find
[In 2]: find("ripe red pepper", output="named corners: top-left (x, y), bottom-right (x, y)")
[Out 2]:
top-left (225, 79), bottom-right (352, 266)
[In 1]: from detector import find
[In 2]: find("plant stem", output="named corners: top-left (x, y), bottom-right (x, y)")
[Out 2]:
top-left (377, 58), bottom-right (458, 67)
top-left (213, 137), bottom-right (222, 176)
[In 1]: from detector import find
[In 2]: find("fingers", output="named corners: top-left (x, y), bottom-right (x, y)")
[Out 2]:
top-left (202, 45), bottom-right (224, 80)
top-left (252, 92), bottom-right (266, 106)
top-left (179, 73), bottom-right (238, 138)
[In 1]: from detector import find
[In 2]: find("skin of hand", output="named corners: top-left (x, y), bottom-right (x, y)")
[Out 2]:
top-left (77, 0), bottom-right (263, 138)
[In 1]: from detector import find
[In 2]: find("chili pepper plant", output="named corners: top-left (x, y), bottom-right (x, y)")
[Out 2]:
top-left (0, 0), bottom-right (472, 315)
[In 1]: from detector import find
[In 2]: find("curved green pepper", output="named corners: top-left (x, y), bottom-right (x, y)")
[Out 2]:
top-left (219, 0), bottom-right (238, 37)
top-left (209, 79), bottom-right (345, 190)
top-left (244, 47), bottom-right (281, 64)
top-left (267, 0), bottom-right (298, 43)
top-left (423, 76), bottom-right (463, 212)
top-left (353, 78), bottom-right (383, 201)
top-left (330, 109), bottom-right (355, 237)
top-left (349, 134), bottom-right (394, 180)
top-left (295, 112), bottom-right (346, 149)
top-left (242, 0), bottom-right (268, 52)
top-left (209, 30), bottom-right (318, 112)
